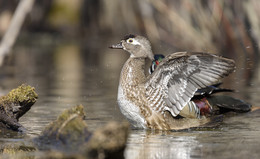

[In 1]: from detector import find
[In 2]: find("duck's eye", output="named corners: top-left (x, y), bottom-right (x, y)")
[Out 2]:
top-left (126, 38), bottom-right (141, 45)
top-left (127, 39), bottom-right (133, 43)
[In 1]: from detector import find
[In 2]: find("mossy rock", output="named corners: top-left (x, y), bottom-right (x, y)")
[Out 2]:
top-left (35, 105), bottom-right (91, 151)
top-left (35, 105), bottom-right (129, 158)
top-left (0, 84), bottom-right (38, 131)
top-left (1, 84), bottom-right (38, 105)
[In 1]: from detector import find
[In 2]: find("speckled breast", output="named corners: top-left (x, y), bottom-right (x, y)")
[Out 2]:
top-left (117, 84), bottom-right (147, 129)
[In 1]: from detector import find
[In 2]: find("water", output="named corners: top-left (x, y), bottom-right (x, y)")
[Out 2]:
top-left (125, 112), bottom-right (260, 159)
top-left (0, 34), bottom-right (259, 158)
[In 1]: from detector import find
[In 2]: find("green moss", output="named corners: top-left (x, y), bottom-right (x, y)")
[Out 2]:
top-left (42, 105), bottom-right (86, 133)
top-left (57, 104), bottom-right (85, 121)
top-left (0, 84), bottom-right (38, 104)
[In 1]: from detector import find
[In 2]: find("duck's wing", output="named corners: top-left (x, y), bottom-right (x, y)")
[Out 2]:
top-left (145, 52), bottom-right (235, 117)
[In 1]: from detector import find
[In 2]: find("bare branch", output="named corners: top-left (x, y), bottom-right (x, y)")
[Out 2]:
top-left (0, 0), bottom-right (35, 66)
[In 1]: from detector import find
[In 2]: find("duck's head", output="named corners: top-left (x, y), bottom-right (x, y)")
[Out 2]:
top-left (110, 34), bottom-right (154, 60)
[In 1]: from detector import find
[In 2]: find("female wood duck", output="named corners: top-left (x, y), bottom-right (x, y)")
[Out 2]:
top-left (110, 34), bottom-right (251, 130)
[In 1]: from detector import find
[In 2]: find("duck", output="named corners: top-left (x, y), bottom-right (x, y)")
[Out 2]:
top-left (109, 34), bottom-right (251, 130)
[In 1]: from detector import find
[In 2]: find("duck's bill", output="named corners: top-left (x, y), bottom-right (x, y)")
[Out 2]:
top-left (109, 42), bottom-right (123, 49)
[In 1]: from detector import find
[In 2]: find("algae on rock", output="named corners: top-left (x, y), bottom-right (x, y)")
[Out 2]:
top-left (0, 84), bottom-right (38, 131)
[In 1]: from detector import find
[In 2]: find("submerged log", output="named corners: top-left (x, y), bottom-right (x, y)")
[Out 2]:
top-left (0, 84), bottom-right (38, 131)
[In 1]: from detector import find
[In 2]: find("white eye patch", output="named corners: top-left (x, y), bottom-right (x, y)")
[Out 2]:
top-left (127, 38), bottom-right (141, 45)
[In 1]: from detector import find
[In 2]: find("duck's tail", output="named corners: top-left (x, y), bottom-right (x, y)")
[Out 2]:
top-left (251, 106), bottom-right (260, 112)
top-left (207, 95), bottom-right (252, 113)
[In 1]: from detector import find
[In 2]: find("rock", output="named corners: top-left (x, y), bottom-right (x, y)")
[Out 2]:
top-left (85, 121), bottom-right (129, 159)
top-left (35, 105), bottom-right (91, 151)
top-left (35, 105), bottom-right (129, 158)
top-left (0, 84), bottom-right (38, 131)
top-left (0, 103), bottom-right (129, 158)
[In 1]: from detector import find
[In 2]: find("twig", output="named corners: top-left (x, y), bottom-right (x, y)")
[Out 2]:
top-left (0, 0), bottom-right (35, 66)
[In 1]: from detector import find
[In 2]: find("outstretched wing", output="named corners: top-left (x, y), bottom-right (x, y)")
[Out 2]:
top-left (145, 52), bottom-right (235, 117)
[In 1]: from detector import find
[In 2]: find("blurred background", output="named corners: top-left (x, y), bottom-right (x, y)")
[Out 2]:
top-left (1, 0), bottom-right (260, 85)
top-left (0, 1), bottom-right (260, 158)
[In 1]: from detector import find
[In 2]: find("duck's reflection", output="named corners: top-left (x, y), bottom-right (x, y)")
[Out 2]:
top-left (125, 130), bottom-right (201, 159)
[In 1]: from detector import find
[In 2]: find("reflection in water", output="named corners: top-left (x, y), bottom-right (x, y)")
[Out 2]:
top-left (125, 113), bottom-right (260, 159)
top-left (0, 36), bottom-right (259, 158)
top-left (53, 44), bottom-right (83, 104)
top-left (126, 131), bottom-right (200, 159)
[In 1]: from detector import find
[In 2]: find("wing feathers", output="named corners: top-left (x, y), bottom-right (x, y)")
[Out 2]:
top-left (146, 52), bottom-right (235, 117)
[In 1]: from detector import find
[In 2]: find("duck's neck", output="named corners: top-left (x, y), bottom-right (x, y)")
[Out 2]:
top-left (120, 57), bottom-right (146, 86)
